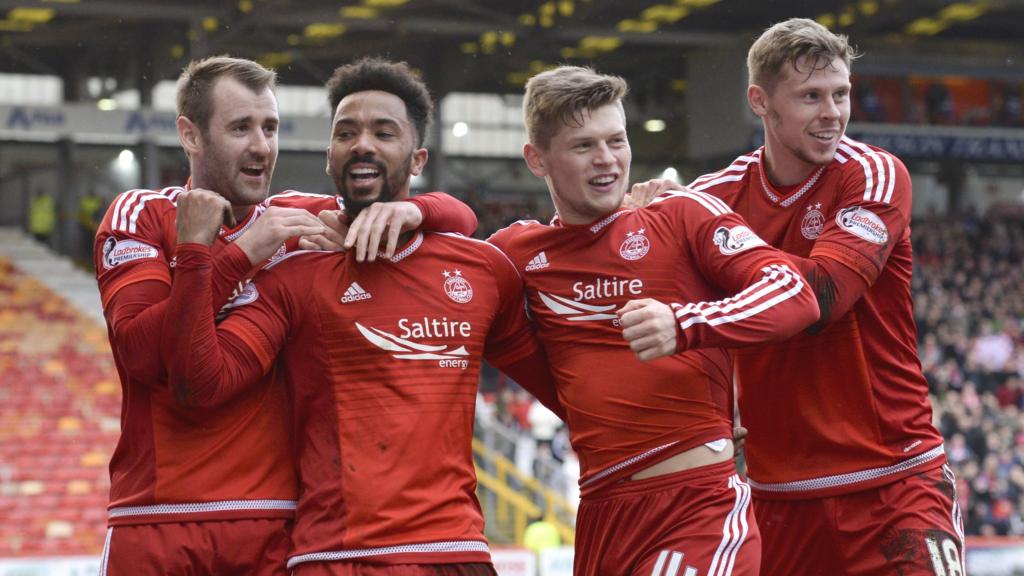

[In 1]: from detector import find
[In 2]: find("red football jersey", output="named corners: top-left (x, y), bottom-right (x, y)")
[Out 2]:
top-left (94, 186), bottom-right (343, 524)
top-left (95, 185), bottom-right (478, 524)
top-left (488, 190), bottom-right (818, 494)
top-left (690, 136), bottom-right (946, 498)
top-left (164, 233), bottom-right (548, 568)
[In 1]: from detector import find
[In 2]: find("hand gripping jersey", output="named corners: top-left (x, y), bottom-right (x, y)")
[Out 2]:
top-left (164, 233), bottom-right (554, 569)
top-left (689, 136), bottom-right (946, 499)
top-left (94, 187), bottom-right (341, 524)
top-left (94, 186), bottom-right (474, 524)
top-left (488, 190), bottom-right (818, 494)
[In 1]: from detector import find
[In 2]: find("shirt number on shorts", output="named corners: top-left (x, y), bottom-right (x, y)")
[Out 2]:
top-left (925, 536), bottom-right (962, 576)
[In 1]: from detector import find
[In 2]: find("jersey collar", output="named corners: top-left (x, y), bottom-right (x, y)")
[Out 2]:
top-left (551, 208), bottom-right (629, 234)
top-left (385, 231), bottom-right (423, 263)
top-left (221, 207), bottom-right (259, 242)
top-left (756, 148), bottom-right (826, 209)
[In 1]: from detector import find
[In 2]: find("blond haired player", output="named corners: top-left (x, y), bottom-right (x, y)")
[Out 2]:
top-left (634, 18), bottom-right (965, 575)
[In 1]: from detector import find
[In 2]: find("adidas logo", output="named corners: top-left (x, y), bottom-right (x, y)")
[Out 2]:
top-left (341, 282), bottom-right (372, 303)
top-left (525, 251), bottom-right (549, 271)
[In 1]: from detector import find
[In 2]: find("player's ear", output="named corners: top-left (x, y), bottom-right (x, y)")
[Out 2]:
top-left (523, 142), bottom-right (547, 178)
top-left (325, 145), bottom-right (333, 176)
top-left (747, 84), bottom-right (769, 118)
top-left (177, 116), bottom-right (201, 158)
top-left (409, 147), bottom-right (428, 176)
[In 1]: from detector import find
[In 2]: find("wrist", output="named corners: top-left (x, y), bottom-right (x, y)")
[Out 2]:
top-left (174, 243), bottom-right (213, 268)
top-left (671, 303), bottom-right (689, 353)
top-left (177, 231), bottom-right (216, 246)
top-left (215, 242), bottom-right (258, 276)
top-left (403, 198), bottom-right (425, 229)
top-left (232, 234), bottom-right (263, 266)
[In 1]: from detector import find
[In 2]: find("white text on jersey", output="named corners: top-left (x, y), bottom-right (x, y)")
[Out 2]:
top-left (572, 276), bottom-right (643, 301)
top-left (355, 321), bottom-right (471, 370)
top-left (399, 317), bottom-right (471, 339)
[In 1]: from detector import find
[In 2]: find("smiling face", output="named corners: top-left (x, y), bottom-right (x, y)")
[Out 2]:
top-left (187, 76), bottom-right (279, 207)
top-left (326, 90), bottom-right (428, 216)
top-left (524, 103), bottom-right (631, 225)
top-left (749, 55), bottom-right (851, 185)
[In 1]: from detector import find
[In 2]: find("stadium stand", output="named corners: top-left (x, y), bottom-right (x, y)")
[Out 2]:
top-left (0, 228), bottom-right (117, 557)
top-left (915, 209), bottom-right (1024, 537)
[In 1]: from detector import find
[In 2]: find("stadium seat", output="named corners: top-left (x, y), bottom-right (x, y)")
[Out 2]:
top-left (0, 255), bottom-right (118, 556)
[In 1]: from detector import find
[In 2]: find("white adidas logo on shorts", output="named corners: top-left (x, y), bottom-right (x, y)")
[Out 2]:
top-left (525, 251), bottom-right (550, 271)
top-left (341, 282), bottom-right (372, 303)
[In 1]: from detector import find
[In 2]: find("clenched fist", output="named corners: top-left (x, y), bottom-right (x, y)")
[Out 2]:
top-left (618, 298), bottom-right (680, 361)
top-left (175, 188), bottom-right (234, 246)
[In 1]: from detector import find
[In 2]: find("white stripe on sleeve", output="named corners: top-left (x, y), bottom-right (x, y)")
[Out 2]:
top-left (673, 264), bottom-right (804, 331)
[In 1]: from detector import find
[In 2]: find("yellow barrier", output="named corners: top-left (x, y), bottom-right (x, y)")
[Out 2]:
top-left (472, 438), bottom-right (576, 545)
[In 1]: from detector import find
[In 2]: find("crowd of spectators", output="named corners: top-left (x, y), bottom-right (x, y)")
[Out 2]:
top-left (915, 206), bottom-right (1024, 536)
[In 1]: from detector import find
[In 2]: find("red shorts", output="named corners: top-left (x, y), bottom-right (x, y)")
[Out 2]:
top-left (100, 518), bottom-right (292, 575)
top-left (291, 562), bottom-right (495, 575)
top-left (575, 460), bottom-right (761, 576)
top-left (754, 464), bottom-right (965, 576)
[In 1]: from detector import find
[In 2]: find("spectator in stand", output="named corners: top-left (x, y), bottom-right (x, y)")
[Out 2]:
top-left (916, 209), bottom-right (1024, 536)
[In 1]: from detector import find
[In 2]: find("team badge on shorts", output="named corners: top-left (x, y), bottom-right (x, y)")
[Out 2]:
top-left (801, 202), bottom-right (825, 239)
top-left (619, 229), bottom-right (650, 261)
top-left (443, 269), bottom-right (474, 304)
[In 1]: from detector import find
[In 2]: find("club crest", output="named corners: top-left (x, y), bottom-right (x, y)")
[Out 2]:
top-left (801, 202), bottom-right (825, 240)
top-left (619, 229), bottom-right (650, 261)
top-left (443, 269), bottom-right (474, 304)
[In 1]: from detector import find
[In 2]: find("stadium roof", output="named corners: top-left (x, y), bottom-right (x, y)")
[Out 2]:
top-left (1, 0), bottom-right (1022, 101)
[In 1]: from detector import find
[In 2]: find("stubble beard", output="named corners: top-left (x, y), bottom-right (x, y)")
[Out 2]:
top-left (335, 152), bottom-right (414, 218)
top-left (198, 138), bottom-right (270, 208)
top-left (768, 108), bottom-right (833, 170)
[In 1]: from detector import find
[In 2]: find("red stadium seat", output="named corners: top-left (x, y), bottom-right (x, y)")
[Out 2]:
top-left (0, 257), bottom-right (119, 556)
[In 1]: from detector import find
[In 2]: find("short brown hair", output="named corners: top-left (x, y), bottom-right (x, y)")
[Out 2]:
top-left (176, 56), bottom-right (277, 133)
top-left (523, 66), bottom-right (628, 150)
top-left (325, 58), bottom-right (433, 148)
top-left (747, 18), bottom-right (857, 90)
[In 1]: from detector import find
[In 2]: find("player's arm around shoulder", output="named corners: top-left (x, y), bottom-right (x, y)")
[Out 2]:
top-left (620, 199), bottom-right (819, 360)
top-left (406, 191), bottom-right (478, 237)
top-left (217, 250), bottom-right (317, 355)
top-left (307, 193), bottom-right (476, 263)
top-left (621, 178), bottom-right (687, 210)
